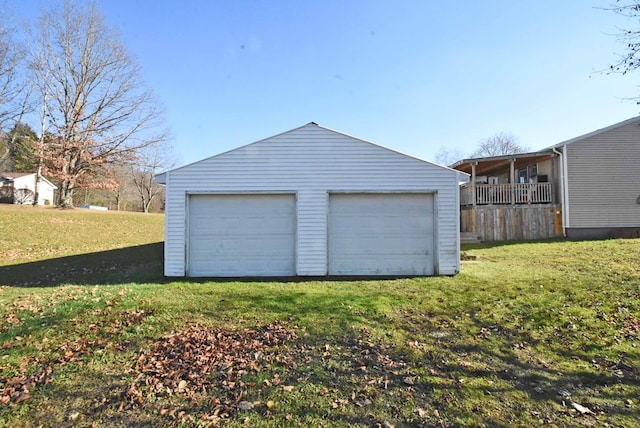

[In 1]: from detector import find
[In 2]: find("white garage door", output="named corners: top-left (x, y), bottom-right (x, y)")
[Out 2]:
top-left (328, 193), bottom-right (434, 276)
top-left (188, 194), bottom-right (296, 277)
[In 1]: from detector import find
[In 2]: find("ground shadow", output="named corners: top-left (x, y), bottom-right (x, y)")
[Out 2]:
top-left (0, 242), bottom-right (164, 287)
top-left (461, 238), bottom-right (567, 250)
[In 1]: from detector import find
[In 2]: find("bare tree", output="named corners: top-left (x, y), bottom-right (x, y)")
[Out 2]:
top-left (0, 14), bottom-right (24, 131)
top-left (470, 133), bottom-right (529, 157)
top-left (28, 0), bottom-right (166, 208)
top-left (107, 163), bottom-right (133, 211)
top-left (606, 1), bottom-right (640, 75)
top-left (130, 142), bottom-right (173, 213)
top-left (433, 146), bottom-right (465, 166)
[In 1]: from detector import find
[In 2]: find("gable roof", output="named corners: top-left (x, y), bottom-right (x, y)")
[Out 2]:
top-left (0, 172), bottom-right (58, 189)
top-left (544, 115), bottom-right (640, 149)
top-left (1, 172), bottom-right (32, 179)
top-left (449, 150), bottom-right (555, 175)
top-left (450, 116), bottom-right (640, 174)
top-left (156, 122), bottom-right (466, 183)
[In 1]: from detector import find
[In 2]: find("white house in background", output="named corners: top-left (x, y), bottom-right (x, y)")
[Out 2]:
top-left (156, 122), bottom-right (467, 278)
top-left (0, 172), bottom-right (57, 206)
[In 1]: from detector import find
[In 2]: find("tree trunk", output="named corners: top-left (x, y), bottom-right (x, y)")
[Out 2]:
top-left (57, 180), bottom-right (75, 208)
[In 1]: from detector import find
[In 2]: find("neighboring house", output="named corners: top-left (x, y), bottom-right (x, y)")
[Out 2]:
top-left (0, 172), bottom-right (57, 206)
top-left (156, 122), bottom-right (466, 278)
top-left (451, 116), bottom-right (640, 241)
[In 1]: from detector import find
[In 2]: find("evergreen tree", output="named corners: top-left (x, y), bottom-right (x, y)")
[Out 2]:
top-left (4, 123), bottom-right (38, 172)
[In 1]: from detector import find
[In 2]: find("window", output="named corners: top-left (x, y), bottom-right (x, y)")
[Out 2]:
top-left (518, 168), bottom-right (528, 184)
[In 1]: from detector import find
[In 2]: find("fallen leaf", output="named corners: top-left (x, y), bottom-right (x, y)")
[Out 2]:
top-left (403, 376), bottom-right (416, 385)
top-left (237, 401), bottom-right (254, 410)
top-left (571, 401), bottom-right (594, 415)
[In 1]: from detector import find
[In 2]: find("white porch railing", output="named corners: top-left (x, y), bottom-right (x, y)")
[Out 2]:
top-left (461, 183), bottom-right (553, 206)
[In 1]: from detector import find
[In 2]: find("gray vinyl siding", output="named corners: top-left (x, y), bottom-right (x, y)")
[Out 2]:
top-left (163, 123), bottom-right (460, 276)
top-left (565, 121), bottom-right (640, 228)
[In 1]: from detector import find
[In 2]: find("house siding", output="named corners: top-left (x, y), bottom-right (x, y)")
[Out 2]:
top-left (565, 121), bottom-right (640, 229)
top-left (163, 124), bottom-right (460, 277)
top-left (1, 174), bottom-right (56, 206)
top-left (296, 190), bottom-right (328, 275)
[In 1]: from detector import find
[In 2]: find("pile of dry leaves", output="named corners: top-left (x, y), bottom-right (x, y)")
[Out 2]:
top-left (0, 364), bottom-right (52, 406)
top-left (125, 321), bottom-right (298, 422)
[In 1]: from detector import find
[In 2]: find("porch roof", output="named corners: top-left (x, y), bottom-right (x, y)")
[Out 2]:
top-left (449, 150), bottom-right (555, 176)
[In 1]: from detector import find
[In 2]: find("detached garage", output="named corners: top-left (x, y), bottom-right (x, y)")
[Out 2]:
top-left (156, 123), bottom-right (466, 278)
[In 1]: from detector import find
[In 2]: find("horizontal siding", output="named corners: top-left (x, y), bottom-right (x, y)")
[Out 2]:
top-left (435, 174), bottom-right (459, 274)
top-left (566, 121), bottom-right (640, 228)
top-left (296, 190), bottom-right (328, 275)
top-left (164, 174), bottom-right (186, 277)
top-left (164, 124), bottom-right (460, 276)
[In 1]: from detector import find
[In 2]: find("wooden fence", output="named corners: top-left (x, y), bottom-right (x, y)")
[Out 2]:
top-left (461, 204), bottom-right (562, 241)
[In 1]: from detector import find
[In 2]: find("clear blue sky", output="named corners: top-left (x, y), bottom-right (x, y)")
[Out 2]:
top-left (7, 0), bottom-right (640, 166)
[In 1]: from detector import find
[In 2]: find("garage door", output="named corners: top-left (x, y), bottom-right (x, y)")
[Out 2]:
top-left (188, 194), bottom-right (296, 276)
top-left (328, 193), bottom-right (434, 275)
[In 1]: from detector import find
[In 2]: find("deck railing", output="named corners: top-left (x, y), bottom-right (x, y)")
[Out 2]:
top-left (461, 183), bottom-right (553, 206)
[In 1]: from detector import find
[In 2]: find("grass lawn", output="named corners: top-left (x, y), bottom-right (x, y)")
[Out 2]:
top-left (0, 204), bottom-right (639, 427)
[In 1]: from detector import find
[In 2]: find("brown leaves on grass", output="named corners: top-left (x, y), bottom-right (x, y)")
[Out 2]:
top-left (125, 321), bottom-right (297, 421)
top-left (124, 324), bottom-right (428, 425)
top-left (284, 327), bottom-right (434, 425)
top-left (0, 364), bottom-right (52, 407)
top-left (622, 317), bottom-right (640, 338)
top-left (0, 309), bottom-right (152, 407)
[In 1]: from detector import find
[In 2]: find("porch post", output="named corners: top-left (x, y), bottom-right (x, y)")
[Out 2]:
top-left (510, 158), bottom-right (515, 205)
top-left (471, 162), bottom-right (477, 207)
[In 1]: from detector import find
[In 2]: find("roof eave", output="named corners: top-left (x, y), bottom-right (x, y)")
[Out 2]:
top-left (543, 115), bottom-right (640, 150)
top-left (450, 149), bottom-right (555, 168)
top-left (155, 172), bottom-right (167, 184)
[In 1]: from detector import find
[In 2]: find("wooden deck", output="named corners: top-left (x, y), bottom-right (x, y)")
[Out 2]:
top-left (461, 183), bottom-right (553, 206)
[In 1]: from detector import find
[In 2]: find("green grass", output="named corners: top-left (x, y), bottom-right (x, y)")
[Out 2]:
top-left (1, 205), bottom-right (639, 427)
top-left (0, 204), bottom-right (164, 285)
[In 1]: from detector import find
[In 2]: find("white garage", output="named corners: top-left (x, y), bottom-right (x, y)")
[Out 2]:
top-left (156, 122), bottom-right (466, 278)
